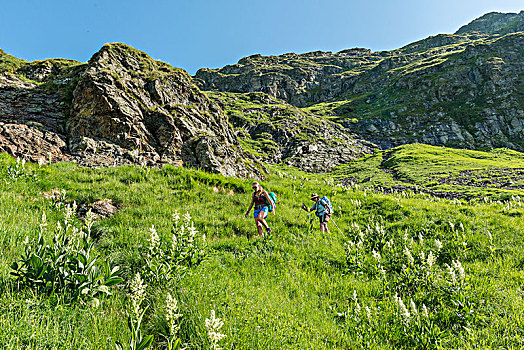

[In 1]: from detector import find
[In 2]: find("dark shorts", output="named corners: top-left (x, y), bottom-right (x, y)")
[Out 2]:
top-left (318, 213), bottom-right (331, 224)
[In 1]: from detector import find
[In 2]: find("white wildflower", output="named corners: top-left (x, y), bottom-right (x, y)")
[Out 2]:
top-left (445, 264), bottom-right (458, 285)
top-left (183, 212), bottom-right (191, 225)
top-left (365, 306), bottom-right (372, 323)
top-left (205, 310), bottom-right (226, 350)
top-left (410, 299), bottom-right (418, 316)
top-left (427, 251), bottom-right (436, 268)
top-left (84, 209), bottom-right (96, 235)
top-left (130, 273), bottom-right (147, 319)
top-left (352, 290), bottom-right (358, 302)
top-left (419, 251), bottom-right (426, 262)
top-left (421, 304), bottom-right (429, 318)
top-left (172, 210), bottom-right (180, 227)
top-left (435, 239), bottom-right (443, 251)
top-left (64, 201), bottom-right (77, 223)
top-left (487, 230), bottom-right (493, 243)
top-left (372, 250), bottom-right (381, 262)
top-left (358, 230), bottom-right (365, 243)
top-left (188, 222), bottom-right (198, 240)
top-left (418, 233), bottom-right (424, 244)
top-left (71, 226), bottom-right (80, 237)
top-left (40, 212), bottom-right (48, 233)
top-left (403, 246), bottom-right (414, 265)
top-left (148, 225), bottom-right (160, 255)
top-left (452, 260), bottom-right (465, 283)
top-left (165, 293), bottom-right (183, 336)
top-left (395, 294), bottom-right (410, 321)
top-left (378, 265), bottom-right (386, 279)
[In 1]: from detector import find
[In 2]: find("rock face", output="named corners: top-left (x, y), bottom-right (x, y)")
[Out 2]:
top-left (67, 44), bottom-right (255, 177)
top-left (456, 11), bottom-right (524, 35)
top-left (0, 60), bottom-right (75, 163)
top-left (0, 44), bottom-right (259, 177)
top-left (195, 48), bottom-right (380, 108)
top-left (195, 11), bottom-right (524, 151)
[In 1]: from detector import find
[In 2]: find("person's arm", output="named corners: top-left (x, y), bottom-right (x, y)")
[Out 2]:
top-left (245, 194), bottom-right (254, 217)
top-left (303, 203), bottom-right (315, 212)
top-left (263, 191), bottom-right (275, 214)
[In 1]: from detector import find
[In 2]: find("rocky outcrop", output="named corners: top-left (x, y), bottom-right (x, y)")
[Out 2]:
top-left (194, 48), bottom-right (384, 107)
top-left (345, 32), bottom-right (524, 150)
top-left (0, 68), bottom-right (73, 163)
top-left (456, 11), bottom-right (524, 35)
top-left (0, 44), bottom-right (260, 177)
top-left (67, 43), bottom-right (256, 177)
top-left (2, 11), bottom-right (524, 174)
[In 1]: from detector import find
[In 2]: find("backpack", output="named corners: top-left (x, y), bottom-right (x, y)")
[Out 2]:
top-left (319, 196), bottom-right (333, 214)
top-left (265, 191), bottom-right (277, 211)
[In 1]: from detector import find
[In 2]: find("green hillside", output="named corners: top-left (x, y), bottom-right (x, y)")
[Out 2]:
top-left (2, 153), bottom-right (524, 349)
top-left (334, 143), bottom-right (524, 199)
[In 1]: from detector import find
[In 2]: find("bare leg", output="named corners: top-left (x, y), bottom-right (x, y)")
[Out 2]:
top-left (254, 218), bottom-right (264, 236)
top-left (257, 210), bottom-right (270, 232)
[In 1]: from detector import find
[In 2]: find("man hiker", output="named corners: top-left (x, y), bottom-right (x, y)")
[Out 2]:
top-left (245, 182), bottom-right (274, 237)
top-left (302, 193), bottom-right (332, 233)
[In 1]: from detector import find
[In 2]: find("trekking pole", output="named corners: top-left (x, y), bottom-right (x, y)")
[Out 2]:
top-left (294, 204), bottom-right (306, 225)
top-left (330, 216), bottom-right (344, 234)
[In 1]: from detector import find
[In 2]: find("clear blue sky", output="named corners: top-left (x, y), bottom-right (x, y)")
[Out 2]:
top-left (0, 0), bottom-right (522, 74)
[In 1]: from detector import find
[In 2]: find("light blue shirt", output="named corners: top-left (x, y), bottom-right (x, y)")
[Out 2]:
top-left (311, 197), bottom-right (331, 216)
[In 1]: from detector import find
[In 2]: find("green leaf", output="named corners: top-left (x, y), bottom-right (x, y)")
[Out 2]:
top-left (104, 277), bottom-right (123, 286)
top-left (136, 335), bottom-right (153, 350)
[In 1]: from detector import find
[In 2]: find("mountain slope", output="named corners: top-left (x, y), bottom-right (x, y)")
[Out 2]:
top-left (207, 91), bottom-right (375, 172)
top-left (195, 11), bottom-right (524, 151)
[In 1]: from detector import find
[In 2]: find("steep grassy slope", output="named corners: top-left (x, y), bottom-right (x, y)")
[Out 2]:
top-left (2, 154), bottom-right (524, 348)
top-left (334, 143), bottom-right (524, 199)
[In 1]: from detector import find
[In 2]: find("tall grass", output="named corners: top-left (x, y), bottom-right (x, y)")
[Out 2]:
top-left (1, 154), bottom-right (524, 348)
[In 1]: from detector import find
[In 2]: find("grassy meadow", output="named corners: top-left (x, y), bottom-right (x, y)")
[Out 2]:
top-left (1, 149), bottom-right (524, 349)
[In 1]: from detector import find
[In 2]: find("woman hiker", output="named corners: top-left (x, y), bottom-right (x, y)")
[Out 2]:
top-left (302, 193), bottom-right (332, 233)
top-left (245, 182), bottom-right (274, 237)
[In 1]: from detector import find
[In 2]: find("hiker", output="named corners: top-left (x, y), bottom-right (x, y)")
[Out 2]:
top-left (302, 193), bottom-right (332, 233)
top-left (244, 182), bottom-right (275, 237)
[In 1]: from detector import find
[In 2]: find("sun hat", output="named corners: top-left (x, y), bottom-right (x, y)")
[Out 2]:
top-left (310, 193), bottom-right (320, 200)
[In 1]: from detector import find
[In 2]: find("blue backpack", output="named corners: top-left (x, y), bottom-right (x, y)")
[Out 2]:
top-left (265, 191), bottom-right (277, 211)
top-left (319, 196), bottom-right (333, 214)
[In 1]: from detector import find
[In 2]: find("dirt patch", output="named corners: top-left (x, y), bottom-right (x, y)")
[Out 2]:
top-left (79, 198), bottom-right (121, 218)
